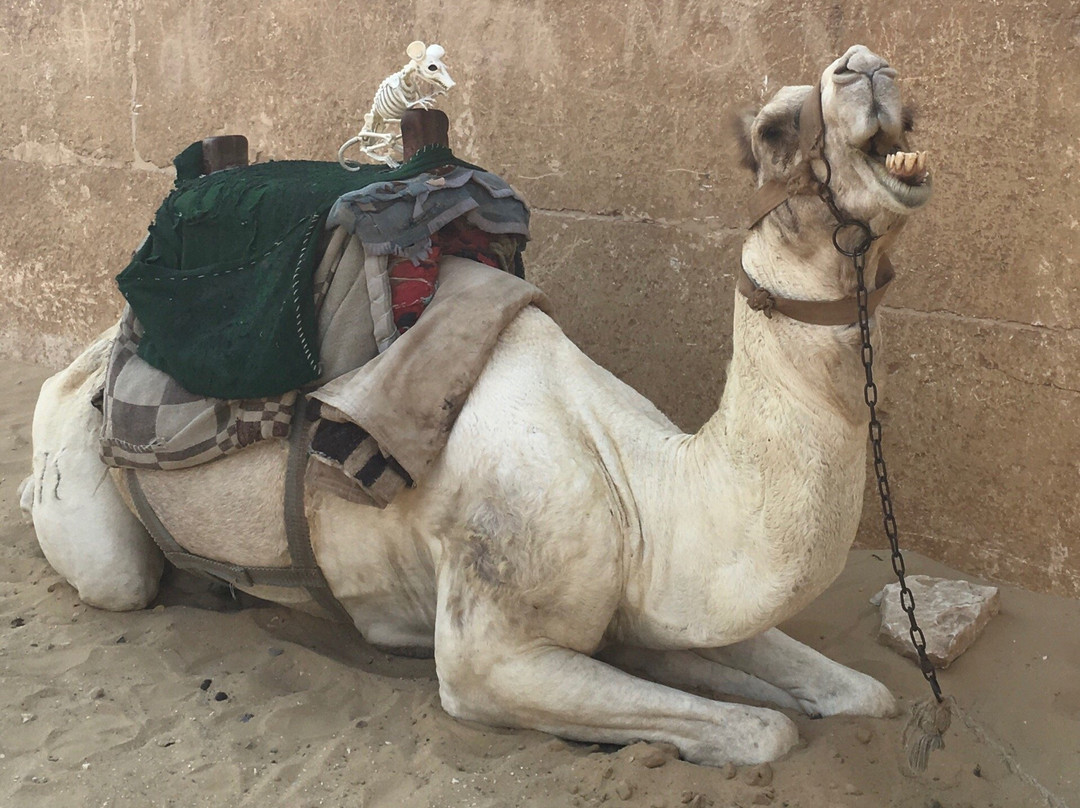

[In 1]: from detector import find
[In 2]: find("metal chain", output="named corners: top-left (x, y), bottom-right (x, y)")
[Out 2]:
top-left (806, 141), bottom-right (944, 701)
top-left (849, 232), bottom-right (944, 703)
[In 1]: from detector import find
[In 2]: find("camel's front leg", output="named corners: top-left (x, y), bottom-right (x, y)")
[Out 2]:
top-left (698, 628), bottom-right (897, 718)
top-left (434, 600), bottom-right (798, 766)
top-left (596, 644), bottom-right (803, 712)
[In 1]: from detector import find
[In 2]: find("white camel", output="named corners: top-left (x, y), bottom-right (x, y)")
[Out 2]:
top-left (21, 46), bottom-right (932, 766)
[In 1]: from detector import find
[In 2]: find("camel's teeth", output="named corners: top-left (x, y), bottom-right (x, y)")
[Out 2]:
top-left (884, 150), bottom-right (930, 184)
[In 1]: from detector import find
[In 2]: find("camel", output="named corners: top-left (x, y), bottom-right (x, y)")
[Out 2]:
top-left (21, 45), bottom-right (931, 766)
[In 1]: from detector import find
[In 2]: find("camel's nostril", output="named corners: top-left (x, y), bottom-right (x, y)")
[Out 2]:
top-left (833, 70), bottom-right (863, 86)
top-left (846, 50), bottom-right (890, 77)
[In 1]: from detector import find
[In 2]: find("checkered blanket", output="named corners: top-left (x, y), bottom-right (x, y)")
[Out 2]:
top-left (99, 308), bottom-right (298, 470)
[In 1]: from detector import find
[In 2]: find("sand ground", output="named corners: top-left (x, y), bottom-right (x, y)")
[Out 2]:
top-left (1, 357), bottom-right (1076, 808)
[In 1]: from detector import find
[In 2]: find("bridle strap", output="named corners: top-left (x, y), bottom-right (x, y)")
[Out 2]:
top-left (737, 255), bottom-right (894, 327)
top-left (746, 81), bottom-right (826, 230)
top-left (798, 80), bottom-right (825, 164)
top-left (747, 178), bottom-right (796, 230)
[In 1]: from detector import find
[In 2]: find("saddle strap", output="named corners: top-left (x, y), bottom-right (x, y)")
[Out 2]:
top-left (283, 396), bottom-right (355, 624)
top-left (125, 393), bottom-right (354, 624)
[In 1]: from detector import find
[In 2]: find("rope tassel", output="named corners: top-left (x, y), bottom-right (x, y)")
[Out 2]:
top-left (903, 696), bottom-right (954, 772)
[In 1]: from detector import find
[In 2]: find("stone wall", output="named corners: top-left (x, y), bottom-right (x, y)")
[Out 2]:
top-left (2, 1), bottom-right (1078, 596)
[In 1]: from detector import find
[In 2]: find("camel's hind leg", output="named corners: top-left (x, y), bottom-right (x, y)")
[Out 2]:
top-left (26, 332), bottom-right (164, 610)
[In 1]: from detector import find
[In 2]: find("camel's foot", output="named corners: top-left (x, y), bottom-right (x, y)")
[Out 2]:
top-left (695, 628), bottom-right (897, 719)
top-left (436, 632), bottom-right (798, 766)
top-left (27, 338), bottom-right (164, 611)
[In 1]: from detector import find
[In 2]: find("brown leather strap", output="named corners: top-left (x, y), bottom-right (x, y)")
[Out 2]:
top-left (747, 179), bottom-right (795, 230)
top-left (799, 81), bottom-right (825, 163)
top-left (747, 82), bottom-right (825, 230)
top-left (736, 255), bottom-right (894, 326)
top-left (283, 396), bottom-right (355, 624)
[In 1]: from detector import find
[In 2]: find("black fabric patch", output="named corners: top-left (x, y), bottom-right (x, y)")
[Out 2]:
top-left (311, 420), bottom-right (370, 463)
top-left (356, 452), bottom-right (389, 488)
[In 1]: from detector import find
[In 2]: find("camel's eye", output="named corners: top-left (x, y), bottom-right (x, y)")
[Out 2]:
top-left (427, 64), bottom-right (439, 71)
top-left (761, 125), bottom-right (784, 143)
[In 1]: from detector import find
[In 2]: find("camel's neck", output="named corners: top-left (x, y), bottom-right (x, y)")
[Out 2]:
top-left (618, 236), bottom-right (882, 647)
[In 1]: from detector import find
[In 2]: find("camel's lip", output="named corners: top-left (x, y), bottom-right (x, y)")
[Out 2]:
top-left (863, 150), bottom-right (933, 208)
top-left (849, 131), bottom-right (933, 208)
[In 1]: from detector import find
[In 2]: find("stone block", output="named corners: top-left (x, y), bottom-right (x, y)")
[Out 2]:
top-left (131, 2), bottom-right (413, 169)
top-left (0, 159), bottom-right (172, 366)
top-left (126, 0), bottom-right (757, 224)
top-left (871, 575), bottom-right (999, 667)
top-left (528, 211), bottom-right (739, 430)
top-left (856, 308), bottom-right (1080, 597)
top-left (880, 0), bottom-right (1080, 330)
top-left (0, 1), bottom-right (133, 160)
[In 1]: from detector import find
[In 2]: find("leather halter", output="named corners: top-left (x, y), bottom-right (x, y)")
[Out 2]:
top-left (737, 256), bottom-right (893, 325)
top-left (740, 81), bottom-right (894, 326)
top-left (747, 81), bottom-right (828, 230)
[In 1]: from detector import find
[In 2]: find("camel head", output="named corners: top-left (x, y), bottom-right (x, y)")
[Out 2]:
top-left (737, 45), bottom-right (931, 242)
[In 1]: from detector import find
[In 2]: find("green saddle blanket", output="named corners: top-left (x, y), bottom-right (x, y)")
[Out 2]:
top-left (116, 145), bottom-right (479, 399)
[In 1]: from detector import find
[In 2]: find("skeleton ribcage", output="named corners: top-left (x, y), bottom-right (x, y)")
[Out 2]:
top-left (371, 77), bottom-right (414, 123)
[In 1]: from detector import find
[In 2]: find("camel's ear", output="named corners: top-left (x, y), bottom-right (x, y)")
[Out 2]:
top-left (407, 41), bottom-right (426, 61)
top-left (732, 108), bottom-right (758, 172)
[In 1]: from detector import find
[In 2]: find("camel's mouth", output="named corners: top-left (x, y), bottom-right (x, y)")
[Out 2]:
top-left (857, 133), bottom-right (933, 208)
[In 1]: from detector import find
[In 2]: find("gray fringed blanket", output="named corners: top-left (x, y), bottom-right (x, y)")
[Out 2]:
top-left (307, 257), bottom-right (551, 506)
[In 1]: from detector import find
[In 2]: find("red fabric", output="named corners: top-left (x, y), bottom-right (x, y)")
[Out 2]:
top-left (389, 225), bottom-right (502, 334)
top-left (389, 245), bottom-right (441, 333)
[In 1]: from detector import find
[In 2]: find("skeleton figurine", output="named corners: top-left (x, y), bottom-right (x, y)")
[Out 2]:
top-left (338, 41), bottom-right (456, 169)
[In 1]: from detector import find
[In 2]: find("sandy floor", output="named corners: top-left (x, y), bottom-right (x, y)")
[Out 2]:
top-left (1, 357), bottom-right (1076, 808)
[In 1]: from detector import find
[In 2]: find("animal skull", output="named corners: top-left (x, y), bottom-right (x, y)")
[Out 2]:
top-left (408, 41), bottom-right (456, 95)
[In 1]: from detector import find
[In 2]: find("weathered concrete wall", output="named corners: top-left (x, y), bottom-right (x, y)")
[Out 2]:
top-left (2, 1), bottom-right (1078, 596)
